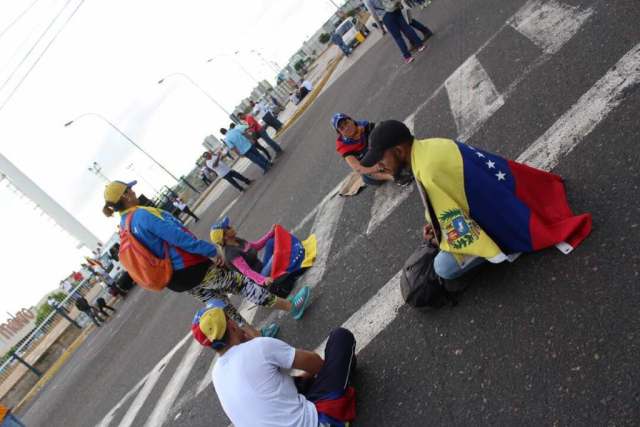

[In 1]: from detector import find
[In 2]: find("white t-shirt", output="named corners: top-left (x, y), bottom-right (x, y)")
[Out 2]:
top-left (205, 158), bottom-right (231, 177)
top-left (212, 337), bottom-right (318, 427)
top-left (173, 200), bottom-right (186, 210)
top-left (302, 80), bottom-right (313, 91)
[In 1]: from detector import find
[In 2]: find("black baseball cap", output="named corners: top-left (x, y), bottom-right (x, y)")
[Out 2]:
top-left (361, 120), bottom-right (413, 167)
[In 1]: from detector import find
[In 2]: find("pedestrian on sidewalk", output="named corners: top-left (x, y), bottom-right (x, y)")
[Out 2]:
top-left (238, 112), bottom-right (284, 156)
top-left (102, 180), bottom-right (312, 338)
top-left (73, 295), bottom-right (103, 327)
top-left (221, 125), bottom-right (271, 174)
top-left (230, 122), bottom-right (272, 161)
top-left (205, 151), bottom-right (253, 192)
top-left (200, 166), bottom-right (214, 186)
top-left (192, 300), bottom-right (357, 427)
top-left (172, 197), bottom-right (199, 223)
top-left (95, 297), bottom-right (116, 317)
top-left (251, 100), bottom-right (283, 132)
top-left (366, 0), bottom-right (428, 63)
top-left (360, 120), bottom-right (592, 280)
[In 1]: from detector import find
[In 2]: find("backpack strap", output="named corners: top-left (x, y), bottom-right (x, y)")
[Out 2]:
top-left (415, 181), bottom-right (441, 246)
top-left (123, 207), bottom-right (171, 260)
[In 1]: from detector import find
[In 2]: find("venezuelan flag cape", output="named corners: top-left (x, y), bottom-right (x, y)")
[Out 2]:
top-left (270, 225), bottom-right (317, 279)
top-left (411, 138), bottom-right (592, 262)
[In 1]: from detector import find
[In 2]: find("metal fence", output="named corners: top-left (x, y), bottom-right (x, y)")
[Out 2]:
top-left (0, 278), bottom-right (109, 388)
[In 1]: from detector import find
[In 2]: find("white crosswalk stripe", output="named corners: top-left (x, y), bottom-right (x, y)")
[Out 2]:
top-left (509, 0), bottom-right (594, 54)
top-left (445, 55), bottom-right (505, 140)
top-left (96, 3), bottom-right (635, 426)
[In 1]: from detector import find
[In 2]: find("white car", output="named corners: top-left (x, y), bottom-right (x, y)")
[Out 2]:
top-left (335, 18), bottom-right (361, 48)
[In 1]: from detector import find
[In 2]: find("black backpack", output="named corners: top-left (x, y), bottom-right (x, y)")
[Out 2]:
top-left (400, 243), bottom-right (456, 309)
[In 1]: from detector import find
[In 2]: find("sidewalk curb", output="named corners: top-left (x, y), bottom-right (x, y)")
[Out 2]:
top-left (14, 326), bottom-right (95, 414)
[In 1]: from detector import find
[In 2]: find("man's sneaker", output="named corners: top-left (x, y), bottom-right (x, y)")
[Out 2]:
top-left (288, 286), bottom-right (311, 320)
top-left (404, 56), bottom-right (415, 64)
top-left (417, 44), bottom-right (428, 53)
top-left (260, 323), bottom-right (280, 338)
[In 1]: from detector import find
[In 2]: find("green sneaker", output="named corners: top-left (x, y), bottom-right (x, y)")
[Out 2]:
top-left (288, 286), bottom-right (311, 320)
top-left (260, 323), bottom-right (280, 338)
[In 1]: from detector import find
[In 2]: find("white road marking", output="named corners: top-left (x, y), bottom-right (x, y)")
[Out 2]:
top-left (509, 0), bottom-right (594, 54)
top-left (366, 185), bottom-right (414, 235)
top-left (97, 334), bottom-right (191, 427)
top-left (445, 55), bottom-right (505, 141)
top-left (144, 340), bottom-right (205, 427)
top-left (518, 43), bottom-right (640, 170)
top-left (316, 271), bottom-right (404, 356)
top-left (117, 367), bottom-right (165, 427)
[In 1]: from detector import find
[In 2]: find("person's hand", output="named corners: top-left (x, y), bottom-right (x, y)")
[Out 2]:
top-left (423, 223), bottom-right (436, 243)
top-left (210, 255), bottom-right (225, 267)
top-left (264, 277), bottom-right (274, 286)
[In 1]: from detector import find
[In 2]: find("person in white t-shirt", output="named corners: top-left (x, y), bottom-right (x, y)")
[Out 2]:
top-left (192, 300), bottom-right (357, 427)
top-left (205, 151), bottom-right (253, 192)
top-left (172, 197), bottom-right (199, 222)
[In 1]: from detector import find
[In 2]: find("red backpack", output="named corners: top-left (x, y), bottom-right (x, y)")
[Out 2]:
top-left (118, 209), bottom-right (173, 291)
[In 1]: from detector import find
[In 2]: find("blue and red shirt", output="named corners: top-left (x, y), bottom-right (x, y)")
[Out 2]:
top-left (335, 120), bottom-right (375, 158)
top-left (120, 207), bottom-right (216, 271)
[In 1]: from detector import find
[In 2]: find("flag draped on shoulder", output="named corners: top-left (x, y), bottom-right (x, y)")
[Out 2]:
top-left (410, 138), bottom-right (592, 262)
top-left (270, 225), bottom-right (317, 279)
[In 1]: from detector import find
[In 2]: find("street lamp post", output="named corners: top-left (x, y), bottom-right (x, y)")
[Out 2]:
top-left (206, 52), bottom-right (261, 85)
top-left (158, 72), bottom-right (233, 119)
top-left (64, 112), bottom-right (181, 184)
top-left (250, 49), bottom-right (282, 74)
top-left (126, 163), bottom-right (160, 194)
top-left (88, 161), bottom-right (110, 182)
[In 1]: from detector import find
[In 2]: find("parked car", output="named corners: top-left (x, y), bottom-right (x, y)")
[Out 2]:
top-left (335, 17), bottom-right (361, 48)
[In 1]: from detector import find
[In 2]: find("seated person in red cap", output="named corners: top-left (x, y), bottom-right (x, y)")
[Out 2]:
top-left (331, 113), bottom-right (413, 187)
top-left (102, 180), bottom-right (312, 338)
top-left (192, 299), bottom-right (357, 427)
top-left (210, 217), bottom-right (316, 290)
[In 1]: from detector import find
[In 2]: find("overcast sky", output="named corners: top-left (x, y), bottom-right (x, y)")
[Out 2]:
top-left (0, 0), bottom-right (340, 321)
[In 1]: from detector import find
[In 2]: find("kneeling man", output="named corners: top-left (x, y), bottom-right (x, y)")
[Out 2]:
top-left (193, 300), bottom-right (357, 427)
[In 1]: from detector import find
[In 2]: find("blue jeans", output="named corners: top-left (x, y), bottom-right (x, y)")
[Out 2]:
top-left (383, 9), bottom-right (423, 58)
top-left (260, 238), bottom-right (275, 276)
top-left (433, 252), bottom-right (485, 280)
top-left (1, 413), bottom-right (26, 427)
top-left (243, 146), bottom-right (270, 173)
top-left (258, 129), bottom-right (283, 153)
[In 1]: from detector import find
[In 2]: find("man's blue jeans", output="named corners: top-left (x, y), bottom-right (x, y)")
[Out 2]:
top-left (433, 252), bottom-right (485, 280)
top-left (258, 129), bottom-right (283, 153)
top-left (243, 146), bottom-right (270, 173)
top-left (383, 9), bottom-right (423, 58)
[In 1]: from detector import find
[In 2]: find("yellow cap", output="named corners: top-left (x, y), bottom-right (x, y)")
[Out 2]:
top-left (104, 180), bottom-right (137, 204)
top-left (199, 307), bottom-right (227, 341)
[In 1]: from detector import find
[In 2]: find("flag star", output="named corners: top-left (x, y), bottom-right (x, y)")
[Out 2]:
top-left (496, 171), bottom-right (506, 181)
top-left (475, 152), bottom-right (485, 158)
top-left (486, 160), bottom-right (495, 169)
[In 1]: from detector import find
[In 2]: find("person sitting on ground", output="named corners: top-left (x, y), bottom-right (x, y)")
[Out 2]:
top-left (102, 180), bottom-right (312, 338)
top-left (95, 297), bottom-right (116, 317)
top-left (210, 217), bottom-right (317, 290)
top-left (238, 112), bottom-right (284, 157)
top-left (331, 113), bottom-right (412, 186)
top-left (192, 299), bottom-right (357, 427)
top-left (360, 120), bottom-right (593, 280)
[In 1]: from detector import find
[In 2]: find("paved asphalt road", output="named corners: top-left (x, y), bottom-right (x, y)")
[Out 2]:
top-left (18, 0), bottom-right (640, 426)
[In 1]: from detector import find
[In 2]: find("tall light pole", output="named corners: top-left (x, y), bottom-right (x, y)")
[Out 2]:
top-left (88, 161), bottom-right (110, 182)
top-left (206, 51), bottom-right (261, 85)
top-left (250, 49), bottom-right (282, 74)
top-left (158, 72), bottom-right (233, 119)
top-left (126, 163), bottom-right (160, 194)
top-left (64, 112), bottom-right (180, 184)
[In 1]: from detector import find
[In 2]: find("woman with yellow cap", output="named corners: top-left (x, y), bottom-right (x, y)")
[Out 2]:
top-left (210, 216), bottom-right (316, 296)
top-left (102, 180), bottom-right (312, 337)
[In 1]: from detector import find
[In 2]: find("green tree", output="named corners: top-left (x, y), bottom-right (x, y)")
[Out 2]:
top-left (319, 33), bottom-right (330, 44)
top-left (35, 292), bottom-right (68, 326)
